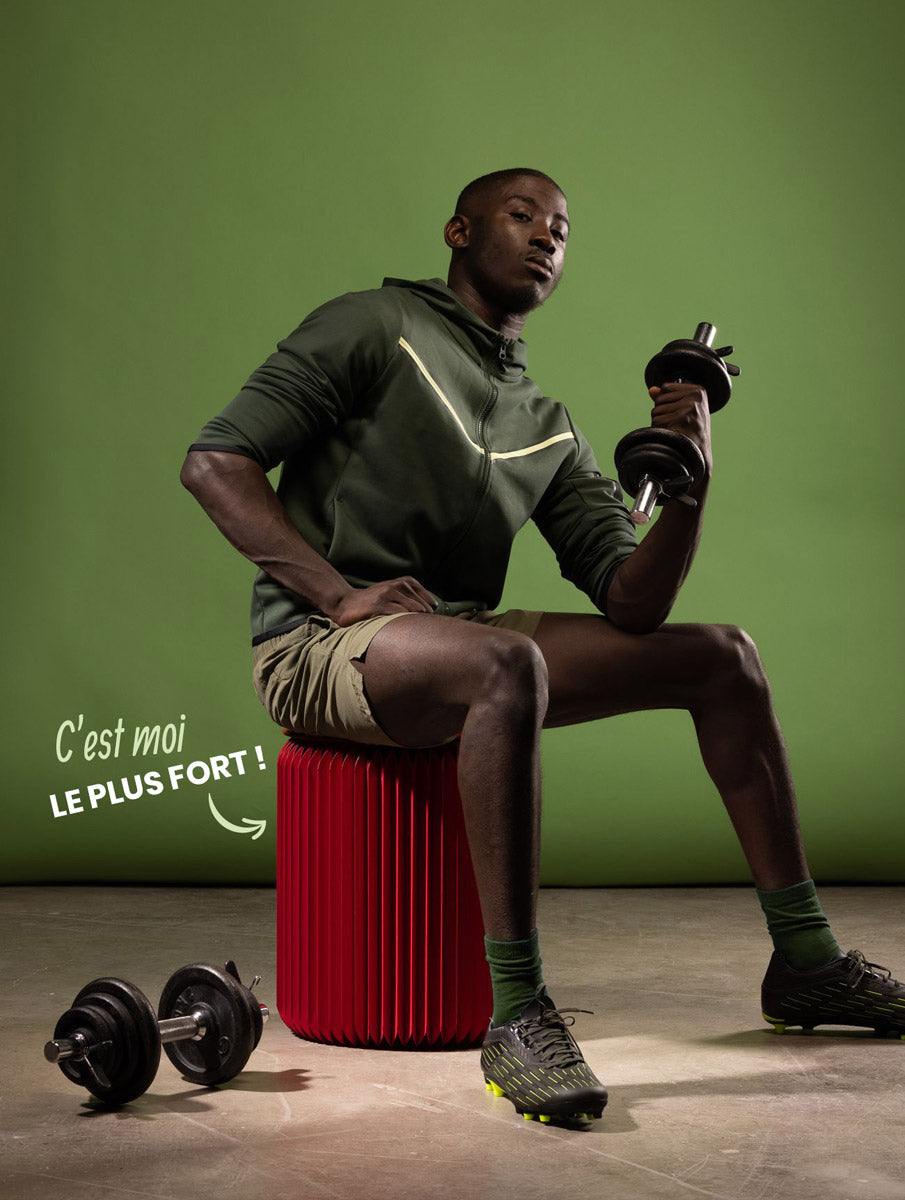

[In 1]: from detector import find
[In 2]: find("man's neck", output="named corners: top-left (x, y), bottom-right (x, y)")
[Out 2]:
top-left (446, 275), bottom-right (528, 341)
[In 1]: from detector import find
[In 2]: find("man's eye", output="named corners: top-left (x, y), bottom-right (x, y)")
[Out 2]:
top-left (553, 229), bottom-right (566, 242)
top-left (511, 211), bottom-right (530, 220)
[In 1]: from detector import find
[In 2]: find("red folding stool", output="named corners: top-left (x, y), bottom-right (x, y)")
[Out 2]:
top-left (276, 736), bottom-right (492, 1049)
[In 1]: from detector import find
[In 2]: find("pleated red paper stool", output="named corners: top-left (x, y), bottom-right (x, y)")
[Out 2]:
top-left (276, 736), bottom-right (492, 1049)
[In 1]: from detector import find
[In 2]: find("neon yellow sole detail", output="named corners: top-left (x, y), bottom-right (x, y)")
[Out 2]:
top-left (486, 1079), bottom-right (606, 1122)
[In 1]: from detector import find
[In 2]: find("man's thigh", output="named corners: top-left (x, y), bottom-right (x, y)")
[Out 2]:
top-left (355, 611), bottom-right (542, 748)
top-left (532, 612), bottom-right (725, 727)
top-left (255, 609), bottom-right (544, 749)
top-left (252, 611), bottom-right (416, 745)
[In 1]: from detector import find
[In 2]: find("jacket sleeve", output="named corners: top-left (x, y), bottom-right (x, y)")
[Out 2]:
top-left (188, 289), bottom-right (400, 471)
top-left (532, 415), bottom-right (637, 615)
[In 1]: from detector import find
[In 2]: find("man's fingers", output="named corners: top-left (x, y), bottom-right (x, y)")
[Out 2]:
top-left (334, 577), bottom-right (438, 624)
top-left (650, 386), bottom-right (710, 429)
top-left (651, 406), bottom-right (703, 425)
top-left (396, 576), bottom-right (438, 610)
top-left (649, 384), bottom-right (708, 407)
top-left (649, 382), bottom-right (705, 394)
top-left (651, 401), bottom-right (694, 419)
top-left (388, 578), bottom-right (436, 612)
top-left (398, 573), bottom-right (436, 604)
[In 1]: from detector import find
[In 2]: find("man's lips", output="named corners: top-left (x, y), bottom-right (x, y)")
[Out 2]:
top-left (525, 256), bottom-right (554, 278)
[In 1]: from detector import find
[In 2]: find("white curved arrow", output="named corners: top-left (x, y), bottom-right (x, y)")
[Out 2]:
top-left (208, 793), bottom-right (267, 840)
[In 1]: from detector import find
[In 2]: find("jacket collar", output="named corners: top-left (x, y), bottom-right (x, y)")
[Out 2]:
top-left (382, 277), bottom-right (528, 378)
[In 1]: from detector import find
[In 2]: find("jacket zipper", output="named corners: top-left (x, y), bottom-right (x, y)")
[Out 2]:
top-left (433, 354), bottom-right (499, 566)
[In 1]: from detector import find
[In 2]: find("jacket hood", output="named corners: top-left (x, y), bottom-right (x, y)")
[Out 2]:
top-left (382, 276), bottom-right (528, 377)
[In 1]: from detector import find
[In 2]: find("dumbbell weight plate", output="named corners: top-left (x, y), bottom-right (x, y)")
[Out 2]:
top-left (53, 978), bottom-right (161, 1104)
top-left (158, 963), bottom-right (258, 1087)
top-left (644, 341), bottom-right (733, 413)
top-left (614, 427), bottom-right (706, 502)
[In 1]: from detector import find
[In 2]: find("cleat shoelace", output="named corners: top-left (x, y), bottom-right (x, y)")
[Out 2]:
top-left (842, 949), bottom-right (902, 992)
top-left (514, 1002), bottom-right (593, 1070)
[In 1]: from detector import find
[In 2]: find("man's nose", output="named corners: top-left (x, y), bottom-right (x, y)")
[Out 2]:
top-left (529, 226), bottom-right (556, 254)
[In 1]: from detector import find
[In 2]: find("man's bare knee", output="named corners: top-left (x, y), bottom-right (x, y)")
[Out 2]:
top-left (352, 616), bottom-right (547, 746)
top-left (702, 623), bottom-right (769, 698)
top-left (479, 632), bottom-right (549, 712)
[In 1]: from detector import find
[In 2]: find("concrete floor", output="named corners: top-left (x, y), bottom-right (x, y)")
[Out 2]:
top-left (2, 885), bottom-right (904, 1200)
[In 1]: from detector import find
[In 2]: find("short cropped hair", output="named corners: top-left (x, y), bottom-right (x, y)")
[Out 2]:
top-left (454, 169), bottom-right (565, 218)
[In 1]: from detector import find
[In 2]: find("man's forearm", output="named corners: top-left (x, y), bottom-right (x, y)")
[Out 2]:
top-left (605, 483), bottom-right (708, 634)
top-left (180, 450), bottom-right (351, 616)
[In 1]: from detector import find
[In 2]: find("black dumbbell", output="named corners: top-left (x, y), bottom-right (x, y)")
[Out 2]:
top-left (614, 323), bottom-right (740, 525)
top-left (44, 960), bottom-right (268, 1105)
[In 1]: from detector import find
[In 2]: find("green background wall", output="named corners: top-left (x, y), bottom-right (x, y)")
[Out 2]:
top-left (3, 0), bottom-right (902, 885)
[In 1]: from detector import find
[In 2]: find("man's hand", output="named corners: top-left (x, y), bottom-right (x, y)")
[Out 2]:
top-left (605, 383), bottom-right (714, 634)
top-left (327, 577), bottom-right (438, 626)
top-left (649, 382), bottom-right (713, 486)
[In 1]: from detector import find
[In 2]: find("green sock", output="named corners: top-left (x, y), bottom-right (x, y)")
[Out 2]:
top-left (484, 929), bottom-right (547, 1026)
top-left (756, 879), bottom-right (843, 971)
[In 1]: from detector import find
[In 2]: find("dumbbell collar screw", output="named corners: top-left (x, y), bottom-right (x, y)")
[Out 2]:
top-left (44, 1032), bottom-right (90, 1063)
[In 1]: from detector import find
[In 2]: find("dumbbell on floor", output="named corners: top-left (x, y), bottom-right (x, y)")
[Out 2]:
top-left (44, 960), bottom-right (268, 1104)
top-left (614, 322), bottom-right (740, 525)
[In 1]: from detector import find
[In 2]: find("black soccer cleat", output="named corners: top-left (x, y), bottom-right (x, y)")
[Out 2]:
top-left (481, 992), bottom-right (607, 1123)
top-left (762, 948), bottom-right (905, 1037)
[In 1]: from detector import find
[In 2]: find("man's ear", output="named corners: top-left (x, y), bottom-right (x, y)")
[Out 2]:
top-left (444, 213), bottom-right (470, 250)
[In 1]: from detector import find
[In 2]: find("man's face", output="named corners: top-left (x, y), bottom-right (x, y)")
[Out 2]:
top-left (447, 175), bottom-right (570, 313)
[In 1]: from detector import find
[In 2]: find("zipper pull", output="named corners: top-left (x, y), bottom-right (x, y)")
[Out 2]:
top-left (498, 338), bottom-right (508, 375)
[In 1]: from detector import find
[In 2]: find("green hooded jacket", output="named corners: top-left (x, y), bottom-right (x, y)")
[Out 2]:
top-left (189, 277), bottom-right (638, 643)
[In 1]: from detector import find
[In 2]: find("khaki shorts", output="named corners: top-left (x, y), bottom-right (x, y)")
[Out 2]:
top-left (252, 608), bottom-right (544, 748)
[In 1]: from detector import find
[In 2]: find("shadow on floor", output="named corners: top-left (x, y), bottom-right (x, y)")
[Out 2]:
top-left (74, 1068), bottom-right (312, 1119)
